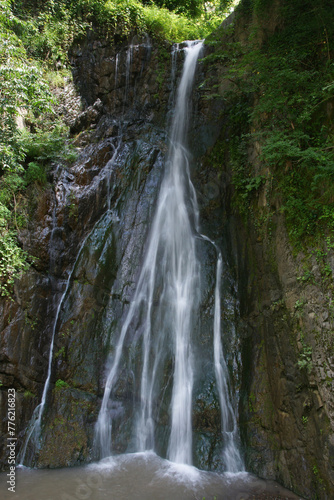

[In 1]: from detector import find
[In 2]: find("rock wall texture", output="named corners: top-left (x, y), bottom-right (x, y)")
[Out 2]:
top-left (1, 32), bottom-right (240, 474)
top-left (191, 6), bottom-right (334, 498)
top-left (0, 34), bottom-right (170, 467)
top-left (0, 9), bottom-right (333, 500)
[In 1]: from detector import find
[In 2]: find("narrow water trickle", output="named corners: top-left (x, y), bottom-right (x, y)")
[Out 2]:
top-left (19, 181), bottom-right (120, 466)
top-left (213, 251), bottom-right (244, 472)
top-left (124, 44), bottom-right (133, 106)
top-left (94, 40), bottom-right (243, 470)
top-left (106, 135), bottom-right (122, 211)
top-left (115, 53), bottom-right (119, 88)
top-left (18, 230), bottom-right (92, 465)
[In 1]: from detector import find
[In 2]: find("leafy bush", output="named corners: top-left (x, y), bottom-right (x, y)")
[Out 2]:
top-left (24, 162), bottom-right (47, 185)
top-left (13, 2), bottom-right (89, 66)
top-left (0, 205), bottom-right (29, 297)
top-left (19, 125), bottom-right (77, 165)
top-left (55, 379), bottom-right (70, 389)
top-left (209, 0), bottom-right (334, 248)
top-left (13, 0), bottom-right (230, 48)
top-left (0, 0), bottom-right (74, 295)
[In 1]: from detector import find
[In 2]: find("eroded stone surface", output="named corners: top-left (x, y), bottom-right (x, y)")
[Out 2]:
top-left (0, 18), bottom-right (333, 500)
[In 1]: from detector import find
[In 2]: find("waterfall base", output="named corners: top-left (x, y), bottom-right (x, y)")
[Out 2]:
top-left (0, 453), bottom-right (303, 500)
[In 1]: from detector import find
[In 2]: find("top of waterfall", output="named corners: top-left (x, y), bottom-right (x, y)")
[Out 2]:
top-left (173, 40), bottom-right (204, 50)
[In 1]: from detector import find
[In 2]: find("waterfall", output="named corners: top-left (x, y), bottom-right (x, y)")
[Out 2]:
top-left (19, 38), bottom-right (244, 471)
top-left (94, 40), bottom-right (203, 463)
top-left (94, 40), bottom-right (243, 469)
top-left (164, 41), bottom-right (203, 464)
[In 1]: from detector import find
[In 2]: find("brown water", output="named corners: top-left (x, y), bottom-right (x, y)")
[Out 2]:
top-left (0, 452), bottom-right (303, 500)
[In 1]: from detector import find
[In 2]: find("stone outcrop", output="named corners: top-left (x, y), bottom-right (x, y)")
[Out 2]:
top-left (0, 10), bottom-right (333, 500)
top-left (1, 33), bottom-right (233, 472)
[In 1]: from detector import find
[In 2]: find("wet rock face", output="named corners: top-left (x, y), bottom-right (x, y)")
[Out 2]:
top-left (1, 35), bottom-right (232, 471)
top-left (0, 34), bottom-right (171, 468)
top-left (3, 119), bottom-right (170, 468)
top-left (0, 22), bottom-right (333, 500)
top-left (190, 18), bottom-right (334, 497)
top-left (69, 34), bottom-right (172, 127)
top-left (228, 215), bottom-right (334, 499)
top-left (195, 89), bottom-right (334, 500)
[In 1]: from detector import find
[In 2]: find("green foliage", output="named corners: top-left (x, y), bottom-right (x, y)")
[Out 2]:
top-left (302, 415), bottom-right (309, 425)
top-left (24, 390), bottom-right (36, 398)
top-left (208, 0), bottom-right (334, 249)
top-left (0, 29), bottom-right (53, 173)
top-left (235, 172), bottom-right (265, 200)
top-left (146, 0), bottom-right (234, 19)
top-left (54, 346), bottom-right (66, 359)
top-left (55, 379), bottom-right (70, 389)
top-left (0, 0), bottom-right (77, 296)
top-left (13, 0), bottom-right (232, 47)
top-left (13, 1), bottom-right (90, 66)
top-left (298, 337), bottom-right (313, 374)
top-left (0, 204), bottom-right (29, 297)
top-left (98, 0), bottom-right (222, 41)
top-left (24, 162), bottom-right (47, 185)
top-left (297, 269), bottom-right (315, 285)
top-left (19, 125), bottom-right (77, 166)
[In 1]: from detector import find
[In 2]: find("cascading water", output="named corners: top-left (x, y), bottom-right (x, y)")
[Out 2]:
top-left (125, 44), bottom-right (133, 102)
top-left (18, 230), bottom-right (92, 465)
top-left (213, 250), bottom-right (244, 472)
top-left (18, 141), bottom-right (122, 465)
top-left (94, 40), bottom-right (244, 470)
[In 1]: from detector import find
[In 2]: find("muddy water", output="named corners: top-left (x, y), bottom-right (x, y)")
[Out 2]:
top-left (0, 452), bottom-right (303, 500)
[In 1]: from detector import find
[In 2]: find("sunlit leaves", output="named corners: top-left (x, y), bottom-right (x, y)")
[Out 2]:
top-left (0, 0), bottom-right (56, 295)
top-left (0, 203), bottom-right (29, 297)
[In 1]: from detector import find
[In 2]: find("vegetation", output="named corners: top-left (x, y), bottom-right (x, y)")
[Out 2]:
top-left (298, 342), bottom-right (313, 374)
top-left (55, 378), bottom-right (70, 389)
top-left (12, 0), bottom-right (235, 51)
top-left (206, 0), bottom-right (334, 250)
top-left (0, 0), bottom-right (53, 296)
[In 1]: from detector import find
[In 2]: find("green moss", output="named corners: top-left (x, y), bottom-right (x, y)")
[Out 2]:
top-left (205, 0), bottom-right (334, 251)
top-left (23, 390), bottom-right (36, 398)
top-left (55, 378), bottom-right (70, 389)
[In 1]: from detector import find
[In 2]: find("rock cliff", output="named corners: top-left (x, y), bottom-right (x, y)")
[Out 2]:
top-left (0, 7), bottom-right (333, 500)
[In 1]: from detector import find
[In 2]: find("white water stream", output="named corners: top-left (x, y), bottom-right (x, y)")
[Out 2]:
top-left (18, 230), bottom-right (93, 465)
top-left (18, 142), bottom-right (121, 465)
top-left (95, 40), bottom-right (243, 470)
top-left (213, 251), bottom-right (244, 471)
